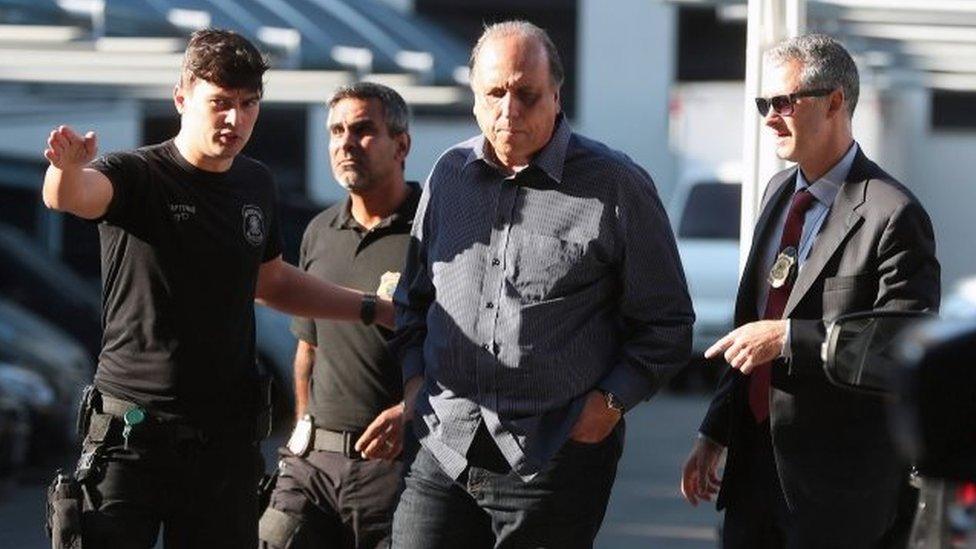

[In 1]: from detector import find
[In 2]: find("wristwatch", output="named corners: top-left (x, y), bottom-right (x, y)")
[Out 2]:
top-left (602, 390), bottom-right (625, 415)
top-left (360, 293), bottom-right (378, 326)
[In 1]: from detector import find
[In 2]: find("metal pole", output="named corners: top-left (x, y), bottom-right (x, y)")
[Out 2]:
top-left (786, 0), bottom-right (807, 38)
top-left (738, 0), bottom-right (768, 274)
top-left (738, 0), bottom-right (805, 275)
top-left (92, 0), bottom-right (106, 41)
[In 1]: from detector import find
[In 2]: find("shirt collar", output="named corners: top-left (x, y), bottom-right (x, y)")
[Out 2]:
top-left (795, 141), bottom-right (858, 206)
top-left (330, 181), bottom-right (420, 231)
top-left (463, 113), bottom-right (572, 184)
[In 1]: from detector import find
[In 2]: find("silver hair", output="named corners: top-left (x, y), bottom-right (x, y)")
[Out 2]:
top-left (328, 81), bottom-right (410, 135)
top-left (765, 34), bottom-right (859, 118)
top-left (469, 20), bottom-right (564, 88)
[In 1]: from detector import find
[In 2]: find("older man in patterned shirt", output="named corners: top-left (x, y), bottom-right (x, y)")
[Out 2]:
top-left (390, 20), bottom-right (695, 548)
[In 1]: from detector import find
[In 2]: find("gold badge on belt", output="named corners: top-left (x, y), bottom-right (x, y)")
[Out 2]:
top-left (768, 246), bottom-right (798, 289)
top-left (376, 271), bottom-right (401, 300)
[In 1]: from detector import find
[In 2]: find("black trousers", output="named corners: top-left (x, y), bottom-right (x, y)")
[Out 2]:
top-left (391, 421), bottom-right (624, 549)
top-left (78, 412), bottom-right (263, 548)
top-left (722, 418), bottom-right (916, 549)
top-left (258, 447), bottom-right (406, 549)
top-left (721, 419), bottom-right (794, 549)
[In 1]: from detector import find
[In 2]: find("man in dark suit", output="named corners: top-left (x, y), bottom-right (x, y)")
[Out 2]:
top-left (680, 34), bottom-right (940, 548)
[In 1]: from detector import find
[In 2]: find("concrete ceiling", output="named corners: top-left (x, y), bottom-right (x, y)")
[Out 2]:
top-left (0, 0), bottom-right (473, 108)
top-left (668, 0), bottom-right (976, 91)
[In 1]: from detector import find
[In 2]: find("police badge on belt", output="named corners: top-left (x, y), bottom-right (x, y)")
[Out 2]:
top-left (376, 271), bottom-right (401, 300)
top-left (768, 246), bottom-right (798, 289)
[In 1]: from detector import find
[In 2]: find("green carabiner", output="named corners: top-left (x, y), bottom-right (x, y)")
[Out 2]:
top-left (123, 407), bottom-right (146, 426)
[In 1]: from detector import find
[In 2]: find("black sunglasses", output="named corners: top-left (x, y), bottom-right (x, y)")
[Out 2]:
top-left (755, 88), bottom-right (835, 117)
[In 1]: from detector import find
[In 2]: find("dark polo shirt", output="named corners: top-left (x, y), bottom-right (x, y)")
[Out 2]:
top-left (291, 183), bottom-right (419, 433)
top-left (90, 140), bottom-right (282, 432)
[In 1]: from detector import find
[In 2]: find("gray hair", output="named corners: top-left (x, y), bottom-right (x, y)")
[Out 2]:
top-left (765, 34), bottom-right (859, 118)
top-left (328, 81), bottom-right (410, 135)
top-left (469, 20), bottom-right (564, 88)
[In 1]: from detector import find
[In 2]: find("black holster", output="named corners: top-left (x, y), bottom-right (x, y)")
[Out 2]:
top-left (46, 384), bottom-right (104, 548)
top-left (45, 470), bottom-right (85, 549)
top-left (75, 384), bottom-right (98, 441)
top-left (257, 470), bottom-right (278, 514)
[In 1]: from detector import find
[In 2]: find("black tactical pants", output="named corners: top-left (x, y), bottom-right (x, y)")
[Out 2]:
top-left (78, 409), bottom-right (264, 548)
top-left (258, 448), bottom-right (405, 549)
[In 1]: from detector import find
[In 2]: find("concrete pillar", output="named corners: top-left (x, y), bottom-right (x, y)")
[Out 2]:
top-left (577, 0), bottom-right (677, 200)
top-left (739, 0), bottom-right (805, 272)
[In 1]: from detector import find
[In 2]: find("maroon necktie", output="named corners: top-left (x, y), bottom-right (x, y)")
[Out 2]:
top-left (749, 188), bottom-right (816, 423)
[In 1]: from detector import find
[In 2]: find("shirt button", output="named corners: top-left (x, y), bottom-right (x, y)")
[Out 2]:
top-left (486, 302), bottom-right (494, 309)
top-left (483, 343), bottom-right (491, 351)
top-left (491, 258), bottom-right (501, 266)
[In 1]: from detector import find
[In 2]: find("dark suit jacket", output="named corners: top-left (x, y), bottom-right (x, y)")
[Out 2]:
top-left (700, 149), bottom-right (940, 542)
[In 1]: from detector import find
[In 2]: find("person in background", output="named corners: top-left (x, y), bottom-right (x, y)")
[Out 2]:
top-left (258, 82), bottom-right (419, 549)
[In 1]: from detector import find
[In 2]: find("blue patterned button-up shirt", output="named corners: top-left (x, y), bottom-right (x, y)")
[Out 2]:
top-left (393, 116), bottom-right (694, 480)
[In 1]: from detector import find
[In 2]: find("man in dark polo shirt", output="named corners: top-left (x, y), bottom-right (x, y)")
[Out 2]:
top-left (258, 82), bottom-right (418, 549)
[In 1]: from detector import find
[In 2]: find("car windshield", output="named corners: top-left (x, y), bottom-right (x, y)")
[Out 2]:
top-left (678, 182), bottom-right (741, 240)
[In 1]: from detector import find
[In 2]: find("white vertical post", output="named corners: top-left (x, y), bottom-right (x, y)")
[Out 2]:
top-left (738, 0), bottom-right (806, 275)
top-left (785, 0), bottom-right (807, 38)
top-left (578, 0), bottom-right (676, 200)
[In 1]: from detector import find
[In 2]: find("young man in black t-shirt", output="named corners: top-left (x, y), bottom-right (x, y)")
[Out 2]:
top-left (257, 83), bottom-right (418, 549)
top-left (41, 30), bottom-right (392, 548)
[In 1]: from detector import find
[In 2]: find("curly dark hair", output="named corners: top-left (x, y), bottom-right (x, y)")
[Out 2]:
top-left (180, 29), bottom-right (269, 94)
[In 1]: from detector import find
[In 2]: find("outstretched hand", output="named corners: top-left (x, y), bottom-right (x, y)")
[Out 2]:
top-left (704, 320), bottom-right (787, 375)
top-left (44, 126), bottom-right (97, 171)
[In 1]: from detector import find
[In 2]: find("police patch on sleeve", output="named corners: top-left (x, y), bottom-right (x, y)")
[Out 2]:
top-left (242, 205), bottom-right (266, 247)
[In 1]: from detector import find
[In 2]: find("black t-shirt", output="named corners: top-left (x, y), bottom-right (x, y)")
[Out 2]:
top-left (90, 140), bottom-right (282, 432)
top-left (291, 183), bottom-right (419, 433)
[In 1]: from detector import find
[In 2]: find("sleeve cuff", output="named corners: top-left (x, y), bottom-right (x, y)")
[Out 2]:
top-left (699, 416), bottom-right (730, 447)
top-left (289, 316), bottom-right (316, 345)
top-left (400, 347), bottom-right (426, 384)
top-left (698, 432), bottom-right (726, 449)
top-left (598, 363), bottom-right (655, 412)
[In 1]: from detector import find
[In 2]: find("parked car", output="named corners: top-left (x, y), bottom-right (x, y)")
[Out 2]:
top-left (0, 299), bottom-right (91, 455)
top-left (0, 380), bottom-right (31, 498)
top-left (0, 223), bottom-right (102, 359)
top-left (668, 179), bottom-right (741, 390)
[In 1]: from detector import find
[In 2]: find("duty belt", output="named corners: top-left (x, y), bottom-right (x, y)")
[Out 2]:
top-left (98, 394), bottom-right (204, 442)
top-left (313, 427), bottom-right (361, 458)
top-left (99, 394), bottom-right (150, 417)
